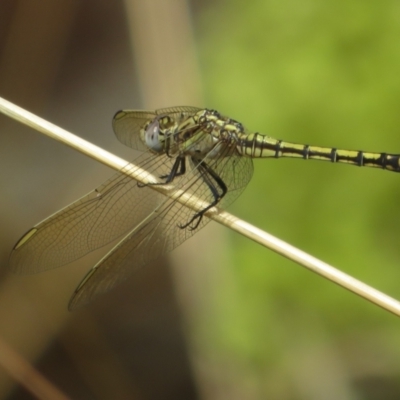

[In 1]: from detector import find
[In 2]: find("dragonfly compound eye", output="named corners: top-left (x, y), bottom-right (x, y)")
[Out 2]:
top-left (142, 118), bottom-right (164, 153)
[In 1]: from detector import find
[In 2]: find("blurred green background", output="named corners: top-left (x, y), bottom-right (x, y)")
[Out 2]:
top-left (196, 0), bottom-right (400, 398)
top-left (0, 0), bottom-right (400, 399)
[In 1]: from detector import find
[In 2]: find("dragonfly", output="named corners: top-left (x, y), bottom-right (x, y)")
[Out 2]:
top-left (9, 106), bottom-right (400, 309)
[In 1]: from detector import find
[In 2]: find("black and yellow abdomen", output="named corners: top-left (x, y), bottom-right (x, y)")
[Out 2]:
top-left (238, 133), bottom-right (400, 172)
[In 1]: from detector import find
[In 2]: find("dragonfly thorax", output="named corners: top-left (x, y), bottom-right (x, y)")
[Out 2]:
top-left (140, 109), bottom-right (245, 159)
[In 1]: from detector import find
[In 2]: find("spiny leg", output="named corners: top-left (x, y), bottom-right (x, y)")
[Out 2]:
top-left (179, 159), bottom-right (228, 231)
top-left (160, 156), bottom-right (186, 182)
top-left (138, 156), bottom-right (186, 187)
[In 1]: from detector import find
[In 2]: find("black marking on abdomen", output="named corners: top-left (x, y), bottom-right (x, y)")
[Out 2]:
top-left (275, 140), bottom-right (282, 158)
top-left (380, 153), bottom-right (387, 169)
top-left (252, 133), bottom-right (259, 157)
top-left (356, 151), bottom-right (364, 166)
top-left (381, 153), bottom-right (400, 171)
top-left (303, 145), bottom-right (310, 159)
top-left (330, 148), bottom-right (337, 163)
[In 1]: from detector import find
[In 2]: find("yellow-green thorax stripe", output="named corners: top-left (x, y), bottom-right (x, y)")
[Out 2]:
top-left (238, 133), bottom-right (400, 172)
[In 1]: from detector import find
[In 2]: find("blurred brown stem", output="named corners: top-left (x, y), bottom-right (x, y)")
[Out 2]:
top-left (0, 336), bottom-right (71, 400)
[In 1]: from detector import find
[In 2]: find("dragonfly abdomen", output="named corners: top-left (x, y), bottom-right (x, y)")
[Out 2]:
top-left (238, 133), bottom-right (400, 172)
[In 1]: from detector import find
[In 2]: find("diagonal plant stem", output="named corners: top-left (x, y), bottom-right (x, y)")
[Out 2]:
top-left (1, 95), bottom-right (400, 317)
top-left (0, 336), bottom-right (71, 400)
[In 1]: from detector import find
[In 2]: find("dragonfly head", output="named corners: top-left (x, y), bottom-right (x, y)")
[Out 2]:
top-left (141, 115), bottom-right (179, 154)
top-left (141, 117), bottom-right (163, 153)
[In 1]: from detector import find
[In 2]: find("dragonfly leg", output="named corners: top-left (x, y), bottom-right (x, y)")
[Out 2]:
top-left (138, 156), bottom-right (186, 187)
top-left (179, 160), bottom-right (227, 231)
top-left (161, 156), bottom-right (186, 182)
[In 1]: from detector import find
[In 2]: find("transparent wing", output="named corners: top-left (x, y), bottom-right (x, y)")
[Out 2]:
top-left (10, 107), bottom-right (205, 275)
top-left (155, 106), bottom-right (202, 115)
top-left (9, 151), bottom-right (183, 274)
top-left (112, 110), bottom-right (156, 151)
top-left (11, 106), bottom-right (254, 308)
top-left (69, 145), bottom-right (253, 309)
top-left (112, 106), bottom-right (202, 150)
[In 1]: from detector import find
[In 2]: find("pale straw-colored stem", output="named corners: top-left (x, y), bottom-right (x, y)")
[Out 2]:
top-left (1, 96), bottom-right (400, 317)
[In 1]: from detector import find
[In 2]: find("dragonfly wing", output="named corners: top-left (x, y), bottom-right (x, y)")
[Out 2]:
top-left (68, 174), bottom-right (211, 309)
top-left (197, 142), bottom-right (254, 209)
top-left (112, 107), bottom-right (202, 150)
top-left (68, 145), bottom-right (253, 309)
top-left (10, 107), bottom-right (207, 275)
top-left (112, 110), bottom-right (156, 151)
top-left (155, 106), bottom-right (202, 115)
top-left (9, 151), bottom-right (178, 274)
